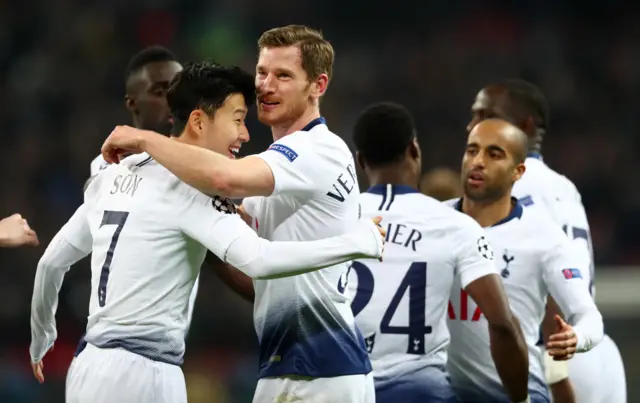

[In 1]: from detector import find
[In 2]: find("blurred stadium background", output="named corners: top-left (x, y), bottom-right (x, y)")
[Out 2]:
top-left (0, 1), bottom-right (638, 402)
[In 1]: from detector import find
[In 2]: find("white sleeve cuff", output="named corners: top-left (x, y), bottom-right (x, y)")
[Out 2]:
top-left (544, 352), bottom-right (569, 384)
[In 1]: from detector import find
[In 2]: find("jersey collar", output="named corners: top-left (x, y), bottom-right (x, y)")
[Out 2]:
top-left (301, 117), bottom-right (326, 132)
top-left (527, 152), bottom-right (543, 161)
top-left (366, 184), bottom-right (420, 195)
top-left (454, 196), bottom-right (523, 227)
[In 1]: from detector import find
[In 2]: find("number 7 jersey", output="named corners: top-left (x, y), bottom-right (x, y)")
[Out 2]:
top-left (348, 184), bottom-right (497, 379)
top-left (78, 153), bottom-right (252, 365)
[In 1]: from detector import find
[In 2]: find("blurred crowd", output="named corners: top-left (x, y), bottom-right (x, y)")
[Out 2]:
top-left (0, 1), bottom-right (638, 401)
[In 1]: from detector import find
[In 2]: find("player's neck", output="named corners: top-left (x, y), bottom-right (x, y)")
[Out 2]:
top-left (529, 143), bottom-right (542, 154)
top-left (368, 166), bottom-right (418, 190)
top-left (462, 195), bottom-right (513, 228)
top-left (271, 107), bottom-right (321, 142)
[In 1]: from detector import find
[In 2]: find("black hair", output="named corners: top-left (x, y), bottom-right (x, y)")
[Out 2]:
top-left (499, 79), bottom-right (550, 133)
top-left (166, 61), bottom-right (256, 136)
top-left (353, 102), bottom-right (416, 168)
top-left (125, 46), bottom-right (177, 79)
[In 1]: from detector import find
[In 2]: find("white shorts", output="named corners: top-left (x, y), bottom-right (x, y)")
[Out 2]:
top-left (66, 343), bottom-right (187, 403)
top-left (252, 373), bottom-right (375, 403)
top-left (567, 334), bottom-right (626, 403)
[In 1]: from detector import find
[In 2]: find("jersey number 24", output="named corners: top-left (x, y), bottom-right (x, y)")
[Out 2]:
top-left (345, 261), bottom-right (432, 354)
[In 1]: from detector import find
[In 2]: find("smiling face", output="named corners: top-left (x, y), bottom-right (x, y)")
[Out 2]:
top-left (201, 93), bottom-right (250, 159)
top-left (461, 119), bottom-right (526, 203)
top-left (255, 45), bottom-right (318, 127)
top-left (185, 93), bottom-right (250, 159)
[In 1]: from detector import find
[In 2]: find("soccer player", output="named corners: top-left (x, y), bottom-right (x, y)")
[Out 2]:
top-left (446, 118), bottom-right (604, 403)
top-left (419, 167), bottom-right (462, 201)
top-left (30, 62), bottom-right (385, 403)
top-left (81, 45), bottom-right (207, 353)
top-left (467, 80), bottom-right (625, 403)
top-left (87, 46), bottom-right (182, 181)
top-left (350, 103), bottom-right (530, 403)
top-left (0, 213), bottom-right (38, 248)
top-left (106, 25), bottom-right (374, 402)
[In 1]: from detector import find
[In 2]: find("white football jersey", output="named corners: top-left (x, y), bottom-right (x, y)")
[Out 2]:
top-left (39, 152), bottom-right (288, 366)
top-left (31, 147), bottom-right (385, 366)
top-left (446, 198), bottom-right (595, 402)
top-left (89, 153), bottom-right (200, 340)
top-left (349, 184), bottom-right (496, 399)
top-left (89, 154), bottom-right (109, 177)
top-left (242, 117), bottom-right (370, 378)
top-left (512, 155), bottom-right (594, 295)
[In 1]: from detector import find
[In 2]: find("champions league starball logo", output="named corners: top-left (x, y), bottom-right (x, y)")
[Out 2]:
top-left (477, 236), bottom-right (494, 260)
top-left (212, 196), bottom-right (237, 214)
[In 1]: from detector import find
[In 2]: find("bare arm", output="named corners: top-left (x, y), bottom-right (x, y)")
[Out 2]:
top-left (102, 126), bottom-right (322, 199)
top-left (548, 379), bottom-right (576, 403)
top-left (145, 134), bottom-right (274, 198)
top-left (452, 224), bottom-right (528, 402)
top-left (465, 274), bottom-right (529, 403)
top-left (123, 129), bottom-right (275, 198)
top-left (204, 251), bottom-right (254, 303)
top-left (542, 300), bottom-right (576, 401)
top-left (542, 296), bottom-right (561, 343)
top-left (541, 297), bottom-right (573, 388)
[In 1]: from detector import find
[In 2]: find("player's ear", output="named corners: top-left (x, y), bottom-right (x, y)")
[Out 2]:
top-left (513, 162), bottom-right (526, 182)
top-left (355, 151), bottom-right (366, 171)
top-left (124, 95), bottom-right (136, 114)
top-left (311, 73), bottom-right (329, 98)
top-left (187, 109), bottom-right (204, 137)
top-left (409, 138), bottom-right (421, 161)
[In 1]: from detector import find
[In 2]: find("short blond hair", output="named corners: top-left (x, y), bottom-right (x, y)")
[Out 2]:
top-left (258, 25), bottom-right (334, 82)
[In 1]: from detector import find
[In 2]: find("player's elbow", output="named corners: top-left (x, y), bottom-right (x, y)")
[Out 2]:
top-left (208, 165), bottom-right (248, 198)
top-left (488, 311), bottom-right (521, 339)
top-left (36, 255), bottom-right (56, 277)
top-left (209, 173), bottom-right (234, 197)
top-left (212, 156), bottom-right (274, 199)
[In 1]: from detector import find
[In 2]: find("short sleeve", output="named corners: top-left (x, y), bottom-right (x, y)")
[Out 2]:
top-left (177, 185), bottom-right (256, 259)
top-left (59, 204), bottom-right (93, 254)
top-left (453, 220), bottom-right (499, 289)
top-left (257, 133), bottom-right (317, 196)
top-left (542, 236), bottom-right (593, 316)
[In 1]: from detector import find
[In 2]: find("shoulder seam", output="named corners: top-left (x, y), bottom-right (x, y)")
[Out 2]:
top-left (135, 156), bottom-right (154, 167)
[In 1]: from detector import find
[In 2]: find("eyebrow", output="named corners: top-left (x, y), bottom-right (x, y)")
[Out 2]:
top-left (466, 142), bottom-right (506, 154)
top-left (234, 108), bottom-right (247, 114)
top-left (486, 144), bottom-right (506, 154)
top-left (257, 66), bottom-right (295, 76)
top-left (149, 80), bottom-right (171, 88)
